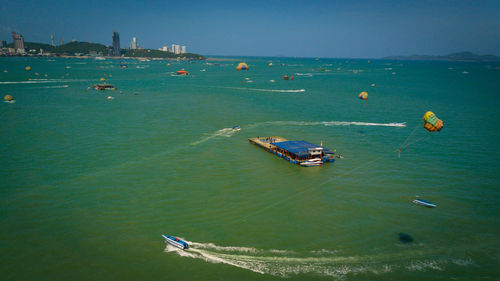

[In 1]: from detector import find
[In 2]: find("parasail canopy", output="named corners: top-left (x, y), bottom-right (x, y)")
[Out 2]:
top-left (423, 111), bottom-right (443, 132)
top-left (358, 91), bottom-right (368, 100)
top-left (237, 62), bottom-right (249, 71)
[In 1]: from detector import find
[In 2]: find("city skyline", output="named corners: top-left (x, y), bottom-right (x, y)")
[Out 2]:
top-left (1, 0), bottom-right (500, 58)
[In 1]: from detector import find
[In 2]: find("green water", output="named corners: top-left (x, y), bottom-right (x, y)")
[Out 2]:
top-left (1, 57), bottom-right (499, 280)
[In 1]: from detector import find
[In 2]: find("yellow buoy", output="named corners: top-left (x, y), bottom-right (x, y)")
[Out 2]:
top-left (99, 77), bottom-right (106, 82)
top-left (25, 66), bottom-right (31, 71)
top-left (4, 95), bottom-right (13, 101)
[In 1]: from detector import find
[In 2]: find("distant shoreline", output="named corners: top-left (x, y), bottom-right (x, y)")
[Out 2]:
top-left (382, 52), bottom-right (500, 63)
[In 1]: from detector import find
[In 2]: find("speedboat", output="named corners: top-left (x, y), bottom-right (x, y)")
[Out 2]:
top-left (162, 234), bottom-right (189, 250)
top-left (413, 199), bottom-right (437, 208)
top-left (93, 84), bottom-right (115, 91)
top-left (232, 126), bottom-right (241, 131)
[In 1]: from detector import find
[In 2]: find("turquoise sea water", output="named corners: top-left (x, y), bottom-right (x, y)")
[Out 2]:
top-left (1, 56), bottom-right (499, 280)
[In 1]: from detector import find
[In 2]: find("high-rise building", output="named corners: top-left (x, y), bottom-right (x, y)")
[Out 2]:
top-left (0, 40), bottom-right (6, 48)
top-left (130, 37), bottom-right (137, 49)
top-left (171, 44), bottom-right (180, 55)
top-left (161, 46), bottom-right (168, 52)
top-left (60, 38), bottom-right (64, 45)
top-left (181, 46), bottom-right (186, 54)
top-left (12, 32), bottom-right (25, 51)
top-left (171, 44), bottom-right (175, 53)
top-left (50, 34), bottom-right (55, 46)
top-left (112, 32), bottom-right (120, 56)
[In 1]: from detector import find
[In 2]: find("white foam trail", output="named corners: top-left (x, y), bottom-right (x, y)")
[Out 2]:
top-left (212, 86), bottom-right (305, 93)
top-left (406, 260), bottom-right (444, 271)
top-left (28, 85), bottom-right (69, 89)
top-left (294, 73), bottom-right (313, 77)
top-left (190, 127), bottom-right (239, 146)
top-left (0, 80), bottom-right (61, 84)
top-left (190, 242), bottom-right (259, 253)
top-left (0, 79), bottom-right (89, 84)
top-left (164, 241), bottom-right (473, 278)
top-left (251, 120), bottom-right (406, 128)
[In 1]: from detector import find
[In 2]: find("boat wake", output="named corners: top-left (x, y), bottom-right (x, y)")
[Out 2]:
top-left (249, 120), bottom-right (406, 129)
top-left (27, 85), bottom-right (69, 89)
top-left (191, 127), bottom-right (240, 146)
top-left (164, 240), bottom-right (472, 278)
top-left (208, 86), bottom-right (306, 93)
top-left (0, 79), bottom-right (88, 84)
top-left (0, 80), bottom-right (62, 84)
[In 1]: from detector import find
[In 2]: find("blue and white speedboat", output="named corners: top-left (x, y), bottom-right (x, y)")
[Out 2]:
top-left (162, 234), bottom-right (189, 250)
top-left (231, 126), bottom-right (241, 131)
top-left (413, 199), bottom-right (437, 208)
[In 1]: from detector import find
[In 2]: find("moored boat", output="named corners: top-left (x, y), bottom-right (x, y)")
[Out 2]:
top-left (300, 158), bottom-right (323, 166)
top-left (249, 136), bottom-right (335, 166)
top-left (162, 234), bottom-right (189, 249)
top-left (176, 69), bottom-right (189, 75)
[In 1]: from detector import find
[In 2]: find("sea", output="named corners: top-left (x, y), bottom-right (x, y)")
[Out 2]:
top-left (1, 56), bottom-right (499, 280)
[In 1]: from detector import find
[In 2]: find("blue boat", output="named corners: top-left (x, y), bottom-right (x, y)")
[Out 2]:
top-left (162, 234), bottom-right (189, 249)
top-left (413, 199), bottom-right (437, 208)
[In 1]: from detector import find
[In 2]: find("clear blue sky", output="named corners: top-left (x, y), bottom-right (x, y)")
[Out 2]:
top-left (1, 0), bottom-right (499, 58)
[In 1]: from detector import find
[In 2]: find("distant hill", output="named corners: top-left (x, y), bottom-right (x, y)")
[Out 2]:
top-left (5, 41), bottom-right (204, 58)
top-left (123, 49), bottom-right (203, 59)
top-left (7, 41), bottom-right (109, 55)
top-left (383, 52), bottom-right (500, 62)
top-left (57, 41), bottom-right (109, 54)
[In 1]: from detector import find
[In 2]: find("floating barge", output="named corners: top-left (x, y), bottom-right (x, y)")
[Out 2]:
top-left (249, 136), bottom-right (335, 166)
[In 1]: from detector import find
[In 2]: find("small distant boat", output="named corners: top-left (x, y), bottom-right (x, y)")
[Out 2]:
top-left (162, 234), bottom-right (189, 250)
top-left (176, 69), bottom-right (189, 75)
top-left (120, 64), bottom-right (128, 69)
top-left (283, 75), bottom-right (289, 80)
top-left (107, 96), bottom-right (115, 100)
top-left (232, 126), bottom-right (241, 131)
top-left (413, 199), bottom-right (437, 208)
top-left (93, 84), bottom-right (116, 91)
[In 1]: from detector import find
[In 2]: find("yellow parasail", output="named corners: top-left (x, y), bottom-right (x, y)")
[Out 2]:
top-left (4, 95), bottom-right (13, 101)
top-left (236, 62), bottom-right (249, 71)
top-left (423, 111), bottom-right (443, 132)
top-left (358, 91), bottom-right (368, 100)
top-left (100, 78), bottom-right (106, 82)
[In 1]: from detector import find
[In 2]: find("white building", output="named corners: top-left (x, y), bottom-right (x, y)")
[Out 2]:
top-left (131, 37), bottom-right (138, 49)
top-left (162, 46), bottom-right (168, 52)
top-left (181, 46), bottom-right (186, 54)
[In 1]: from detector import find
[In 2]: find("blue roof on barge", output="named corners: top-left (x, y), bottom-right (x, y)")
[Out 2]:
top-left (271, 140), bottom-right (324, 156)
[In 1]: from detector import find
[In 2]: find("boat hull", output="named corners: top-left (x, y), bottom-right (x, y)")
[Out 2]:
top-left (162, 234), bottom-right (189, 249)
